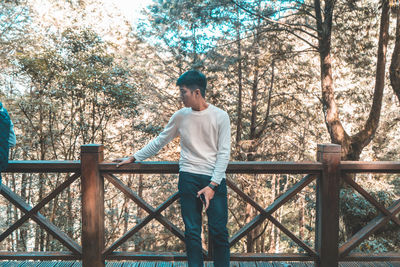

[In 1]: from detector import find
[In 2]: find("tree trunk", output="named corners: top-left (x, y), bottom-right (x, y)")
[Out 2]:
top-left (315, 0), bottom-right (390, 239)
top-left (135, 174), bottom-right (144, 252)
top-left (274, 176), bottom-right (280, 252)
top-left (235, 4), bottom-right (243, 154)
top-left (244, 177), bottom-right (255, 252)
top-left (18, 173), bottom-right (28, 251)
top-left (390, 8), bottom-right (400, 102)
top-left (249, 50), bottom-right (260, 145)
top-left (314, 0), bottom-right (390, 160)
top-left (299, 195), bottom-right (304, 240)
top-left (349, 0), bottom-right (390, 160)
top-left (268, 174), bottom-right (276, 253)
top-left (315, 0), bottom-right (350, 149)
top-left (67, 186), bottom-right (73, 238)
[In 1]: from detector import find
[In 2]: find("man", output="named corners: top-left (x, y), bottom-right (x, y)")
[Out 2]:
top-left (0, 101), bottom-right (16, 185)
top-left (115, 70), bottom-right (231, 266)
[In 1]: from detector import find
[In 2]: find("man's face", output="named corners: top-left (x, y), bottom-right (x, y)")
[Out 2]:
top-left (179, 86), bottom-right (196, 108)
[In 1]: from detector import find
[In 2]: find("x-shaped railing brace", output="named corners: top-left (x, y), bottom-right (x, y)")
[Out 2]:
top-left (102, 173), bottom-right (318, 258)
top-left (0, 173), bottom-right (82, 255)
top-left (339, 175), bottom-right (400, 258)
top-left (102, 173), bottom-right (201, 256)
top-left (226, 174), bottom-right (317, 257)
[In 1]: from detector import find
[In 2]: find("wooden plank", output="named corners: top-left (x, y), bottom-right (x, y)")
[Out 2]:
top-left (0, 261), bottom-right (14, 267)
top-left (340, 161), bottom-right (400, 173)
top-left (7, 159), bottom-right (400, 174)
top-left (19, 262), bottom-right (38, 267)
top-left (156, 262), bottom-right (173, 267)
top-left (55, 261), bottom-right (78, 267)
top-left (100, 162), bottom-right (179, 174)
top-left (230, 253), bottom-right (315, 261)
top-left (0, 185), bottom-right (82, 255)
top-left (256, 261), bottom-right (273, 267)
top-left (218, 161), bottom-right (323, 174)
top-left (36, 261), bottom-right (59, 267)
top-left (36, 262), bottom-right (57, 267)
top-left (1, 261), bottom-right (25, 267)
top-left (0, 173), bottom-right (81, 243)
top-left (106, 262), bottom-right (123, 267)
top-left (171, 262), bottom-right (187, 267)
top-left (106, 252), bottom-right (187, 261)
top-left (122, 262), bottom-right (140, 267)
top-left (240, 261), bottom-right (257, 267)
top-left (339, 199), bottom-right (400, 258)
top-left (5, 161), bottom-right (80, 173)
top-left (106, 252), bottom-right (315, 262)
top-left (291, 263), bottom-right (314, 267)
top-left (343, 175), bottom-right (400, 226)
top-left (0, 252), bottom-right (80, 260)
top-left (99, 162), bottom-right (323, 174)
top-left (341, 252), bottom-right (400, 262)
top-left (139, 262), bottom-right (156, 267)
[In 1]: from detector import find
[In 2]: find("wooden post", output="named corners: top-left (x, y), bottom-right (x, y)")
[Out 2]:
top-left (81, 144), bottom-right (105, 267)
top-left (315, 144), bottom-right (341, 267)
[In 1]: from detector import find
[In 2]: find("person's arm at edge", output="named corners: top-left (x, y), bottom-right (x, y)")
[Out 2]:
top-left (115, 111), bottom-right (180, 167)
top-left (9, 120), bottom-right (16, 148)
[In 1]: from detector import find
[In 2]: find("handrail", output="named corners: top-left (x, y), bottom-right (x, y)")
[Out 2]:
top-left (99, 161), bottom-right (323, 174)
top-left (6, 160), bottom-right (80, 173)
top-left (0, 144), bottom-right (399, 267)
top-left (340, 161), bottom-right (400, 172)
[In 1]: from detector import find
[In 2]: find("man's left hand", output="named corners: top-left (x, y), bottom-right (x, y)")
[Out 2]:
top-left (197, 185), bottom-right (215, 211)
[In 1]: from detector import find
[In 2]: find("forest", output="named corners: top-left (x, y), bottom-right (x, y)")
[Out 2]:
top-left (0, 0), bottom-right (399, 255)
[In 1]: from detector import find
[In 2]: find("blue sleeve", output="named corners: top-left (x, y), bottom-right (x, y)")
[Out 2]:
top-left (8, 120), bottom-right (16, 147)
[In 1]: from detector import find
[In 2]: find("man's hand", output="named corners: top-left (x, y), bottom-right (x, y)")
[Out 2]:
top-left (113, 156), bottom-right (136, 168)
top-left (197, 184), bottom-right (216, 211)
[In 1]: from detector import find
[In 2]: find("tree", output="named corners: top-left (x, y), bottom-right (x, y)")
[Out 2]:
top-left (9, 27), bottom-right (138, 250)
top-left (390, 8), bottom-right (400, 102)
top-left (314, 0), bottom-right (390, 161)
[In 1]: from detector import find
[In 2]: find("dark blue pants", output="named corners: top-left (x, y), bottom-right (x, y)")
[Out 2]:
top-left (178, 171), bottom-right (230, 267)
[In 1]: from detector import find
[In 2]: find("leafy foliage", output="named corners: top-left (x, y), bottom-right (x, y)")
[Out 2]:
top-left (0, 0), bottom-right (399, 255)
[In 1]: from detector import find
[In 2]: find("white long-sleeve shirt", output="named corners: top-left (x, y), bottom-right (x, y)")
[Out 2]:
top-left (134, 104), bottom-right (231, 184)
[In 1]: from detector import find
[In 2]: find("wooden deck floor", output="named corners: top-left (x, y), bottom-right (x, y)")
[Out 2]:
top-left (0, 262), bottom-right (400, 267)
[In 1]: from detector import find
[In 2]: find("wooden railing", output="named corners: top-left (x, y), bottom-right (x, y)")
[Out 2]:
top-left (0, 143), bottom-right (399, 267)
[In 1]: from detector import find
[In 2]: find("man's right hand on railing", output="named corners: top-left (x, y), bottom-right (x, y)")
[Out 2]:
top-left (113, 156), bottom-right (136, 168)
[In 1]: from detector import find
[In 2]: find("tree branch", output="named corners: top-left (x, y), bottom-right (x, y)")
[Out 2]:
top-left (231, 0), bottom-right (320, 38)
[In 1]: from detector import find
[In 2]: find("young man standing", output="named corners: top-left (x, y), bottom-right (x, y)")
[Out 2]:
top-left (115, 70), bottom-right (231, 266)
